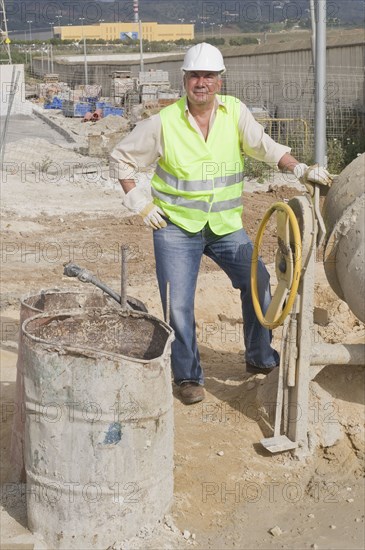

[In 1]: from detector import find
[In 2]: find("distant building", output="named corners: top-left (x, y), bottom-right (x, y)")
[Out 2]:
top-left (54, 22), bottom-right (194, 42)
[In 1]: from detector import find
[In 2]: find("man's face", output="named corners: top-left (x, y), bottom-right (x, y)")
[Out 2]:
top-left (184, 71), bottom-right (222, 106)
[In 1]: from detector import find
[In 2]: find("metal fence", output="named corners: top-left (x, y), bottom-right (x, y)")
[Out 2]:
top-left (26, 57), bottom-right (365, 165)
top-left (221, 64), bottom-right (365, 162)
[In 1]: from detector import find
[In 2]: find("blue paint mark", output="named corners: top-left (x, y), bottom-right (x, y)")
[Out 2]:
top-left (103, 422), bottom-right (122, 445)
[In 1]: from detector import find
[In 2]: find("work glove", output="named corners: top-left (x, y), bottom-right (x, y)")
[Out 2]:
top-left (123, 187), bottom-right (167, 230)
top-left (294, 163), bottom-right (334, 196)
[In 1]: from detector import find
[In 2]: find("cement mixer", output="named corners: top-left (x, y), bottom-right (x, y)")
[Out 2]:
top-left (323, 153), bottom-right (365, 323)
top-left (250, 153), bottom-right (365, 456)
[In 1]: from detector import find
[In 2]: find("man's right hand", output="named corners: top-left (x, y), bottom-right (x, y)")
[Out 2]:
top-left (123, 187), bottom-right (167, 230)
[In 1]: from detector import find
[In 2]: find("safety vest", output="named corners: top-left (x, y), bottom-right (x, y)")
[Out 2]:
top-left (151, 95), bottom-right (245, 235)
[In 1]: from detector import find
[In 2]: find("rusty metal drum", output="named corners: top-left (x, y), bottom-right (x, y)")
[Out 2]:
top-left (11, 289), bottom-right (121, 482)
top-left (22, 308), bottom-right (174, 549)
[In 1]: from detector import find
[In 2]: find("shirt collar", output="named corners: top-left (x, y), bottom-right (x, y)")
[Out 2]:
top-left (184, 95), bottom-right (228, 117)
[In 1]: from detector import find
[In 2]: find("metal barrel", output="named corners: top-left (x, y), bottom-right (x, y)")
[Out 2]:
top-left (22, 307), bottom-right (174, 550)
top-left (10, 289), bottom-right (137, 482)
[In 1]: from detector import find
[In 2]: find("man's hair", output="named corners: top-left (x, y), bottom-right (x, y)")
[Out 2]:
top-left (183, 71), bottom-right (222, 80)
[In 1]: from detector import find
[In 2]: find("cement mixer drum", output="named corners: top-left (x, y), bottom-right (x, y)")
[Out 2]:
top-left (323, 153), bottom-right (365, 323)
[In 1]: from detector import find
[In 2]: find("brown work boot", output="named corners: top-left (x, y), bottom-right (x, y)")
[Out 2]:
top-left (179, 382), bottom-right (205, 405)
top-left (246, 362), bottom-right (277, 375)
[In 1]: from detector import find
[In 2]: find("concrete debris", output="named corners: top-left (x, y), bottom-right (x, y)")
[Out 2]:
top-left (269, 525), bottom-right (283, 536)
top-left (163, 515), bottom-right (178, 533)
top-left (4, 138), bottom-right (102, 177)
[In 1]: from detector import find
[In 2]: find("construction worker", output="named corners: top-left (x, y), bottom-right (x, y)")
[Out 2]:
top-left (110, 43), bottom-right (332, 405)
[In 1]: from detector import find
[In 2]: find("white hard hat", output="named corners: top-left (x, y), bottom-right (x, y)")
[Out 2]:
top-left (181, 42), bottom-right (226, 73)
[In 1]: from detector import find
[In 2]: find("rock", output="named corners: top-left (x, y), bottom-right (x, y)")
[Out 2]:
top-left (217, 451), bottom-right (224, 456)
top-left (269, 525), bottom-right (282, 537)
top-left (330, 524), bottom-right (336, 529)
top-left (347, 498), bottom-right (354, 503)
top-left (183, 530), bottom-right (191, 540)
top-left (311, 544), bottom-right (319, 550)
top-left (308, 513), bottom-right (315, 518)
top-left (164, 516), bottom-right (174, 530)
top-left (314, 306), bottom-right (329, 326)
top-left (338, 302), bottom-right (349, 313)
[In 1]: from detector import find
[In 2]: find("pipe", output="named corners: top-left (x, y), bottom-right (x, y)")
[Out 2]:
top-left (63, 262), bottom-right (148, 312)
top-left (63, 263), bottom-right (121, 303)
top-left (311, 343), bottom-right (365, 366)
top-left (314, 0), bottom-right (327, 166)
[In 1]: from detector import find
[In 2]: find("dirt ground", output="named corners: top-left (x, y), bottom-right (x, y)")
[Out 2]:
top-left (0, 120), bottom-right (364, 550)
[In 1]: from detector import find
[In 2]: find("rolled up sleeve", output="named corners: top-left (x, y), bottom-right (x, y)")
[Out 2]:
top-left (109, 114), bottom-right (162, 181)
top-left (239, 102), bottom-right (291, 169)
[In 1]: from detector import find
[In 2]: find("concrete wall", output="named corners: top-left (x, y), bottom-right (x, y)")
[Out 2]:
top-left (0, 65), bottom-right (32, 117)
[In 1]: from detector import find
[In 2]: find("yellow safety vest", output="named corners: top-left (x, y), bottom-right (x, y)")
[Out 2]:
top-left (151, 95), bottom-right (245, 235)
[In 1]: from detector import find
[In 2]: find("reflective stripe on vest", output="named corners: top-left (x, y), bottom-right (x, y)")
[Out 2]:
top-left (151, 95), bottom-right (245, 235)
top-left (155, 164), bottom-right (245, 192)
top-left (152, 187), bottom-right (243, 213)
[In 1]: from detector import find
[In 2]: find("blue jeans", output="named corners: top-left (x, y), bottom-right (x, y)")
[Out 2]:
top-left (153, 221), bottom-right (279, 385)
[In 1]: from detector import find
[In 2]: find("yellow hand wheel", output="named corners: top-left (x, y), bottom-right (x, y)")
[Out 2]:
top-left (251, 201), bottom-right (302, 329)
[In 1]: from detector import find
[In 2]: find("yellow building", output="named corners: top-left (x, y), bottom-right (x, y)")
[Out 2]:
top-left (54, 22), bottom-right (194, 42)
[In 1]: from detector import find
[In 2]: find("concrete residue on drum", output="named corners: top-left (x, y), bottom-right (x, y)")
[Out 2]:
top-left (25, 309), bottom-right (170, 360)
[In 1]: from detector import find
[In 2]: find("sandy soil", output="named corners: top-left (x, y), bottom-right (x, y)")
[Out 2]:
top-left (0, 120), bottom-right (364, 550)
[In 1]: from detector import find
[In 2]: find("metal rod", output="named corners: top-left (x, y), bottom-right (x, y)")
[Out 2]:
top-left (314, 0), bottom-right (327, 166)
top-left (311, 343), bottom-right (365, 366)
top-left (50, 44), bottom-right (54, 74)
top-left (309, 0), bottom-right (316, 65)
top-left (273, 320), bottom-right (287, 437)
top-left (1, 0), bottom-right (12, 63)
top-left (121, 245), bottom-right (128, 310)
top-left (139, 19), bottom-right (144, 72)
top-left (83, 37), bottom-right (88, 85)
top-left (287, 297), bottom-right (299, 387)
top-left (0, 67), bottom-right (20, 168)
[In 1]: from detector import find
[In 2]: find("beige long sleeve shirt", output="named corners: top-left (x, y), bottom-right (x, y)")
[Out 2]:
top-left (109, 96), bottom-right (291, 181)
